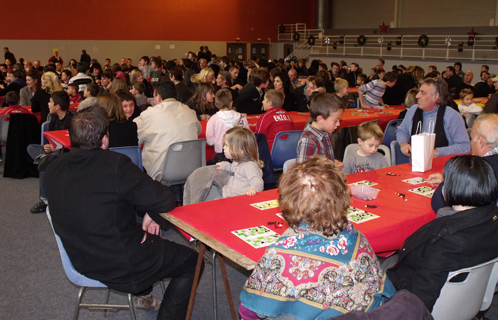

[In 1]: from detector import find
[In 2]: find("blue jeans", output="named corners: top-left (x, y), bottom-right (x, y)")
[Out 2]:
top-left (27, 144), bottom-right (59, 201)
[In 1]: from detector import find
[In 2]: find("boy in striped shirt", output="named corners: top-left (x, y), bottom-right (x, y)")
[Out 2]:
top-left (358, 71), bottom-right (397, 110)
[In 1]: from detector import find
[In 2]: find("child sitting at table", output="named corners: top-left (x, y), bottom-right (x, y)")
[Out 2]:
top-left (357, 73), bottom-right (367, 87)
top-left (216, 127), bottom-right (264, 197)
top-left (239, 156), bottom-right (395, 320)
top-left (296, 93), bottom-right (344, 167)
top-left (358, 71), bottom-right (397, 110)
top-left (0, 91), bottom-right (30, 117)
top-left (67, 83), bottom-right (81, 105)
top-left (130, 81), bottom-right (147, 107)
top-left (206, 89), bottom-right (249, 165)
top-left (334, 78), bottom-right (350, 108)
top-left (342, 121), bottom-right (388, 174)
top-left (458, 88), bottom-right (482, 128)
top-left (398, 88), bottom-right (419, 119)
top-left (255, 89), bottom-right (293, 151)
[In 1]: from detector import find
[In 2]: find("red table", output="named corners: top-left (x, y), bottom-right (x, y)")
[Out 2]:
top-left (44, 130), bottom-right (71, 150)
top-left (161, 155), bottom-right (451, 319)
top-left (199, 107), bottom-right (404, 162)
top-left (161, 155), bottom-right (451, 268)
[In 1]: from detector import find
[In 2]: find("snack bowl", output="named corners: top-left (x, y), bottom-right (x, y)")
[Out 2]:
top-left (350, 185), bottom-right (380, 201)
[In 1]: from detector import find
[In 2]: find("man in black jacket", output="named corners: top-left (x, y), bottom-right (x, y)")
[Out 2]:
top-left (4, 47), bottom-right (16, 64)
top-left (234, 68), bottom-right (270, 115)
top-left (46, 106), bottom-right (200, 320)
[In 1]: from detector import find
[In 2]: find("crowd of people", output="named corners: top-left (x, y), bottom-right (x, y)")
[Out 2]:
top-left (3, 44), bottom-right (498, 319)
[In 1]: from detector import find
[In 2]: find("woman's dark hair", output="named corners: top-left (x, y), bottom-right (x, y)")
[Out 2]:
top-left (443, 155), bottom-right (498, 207)
top-left (273, 72), bottom-right (291, 95)
top-left (27, 70), bottom-right (42, 90)
top-left (91, 62), bottom-right (103, 74)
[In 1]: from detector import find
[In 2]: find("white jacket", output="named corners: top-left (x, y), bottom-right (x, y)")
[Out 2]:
top-left (134, 98), bottom-right (201, 181)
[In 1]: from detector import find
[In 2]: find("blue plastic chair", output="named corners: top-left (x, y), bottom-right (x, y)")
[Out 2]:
top-left (46, 208), bottom-right (137, 320)
top-left (390, 140), bottom-right (410, 166)
top-left (109, 146), bottom-right (143, 170)
top-left (270, 130), bottom-right (303, 170)
top-left (382, 119), bottom-right (403, 147)
top-left (41, 121), bottom-right (50, 145)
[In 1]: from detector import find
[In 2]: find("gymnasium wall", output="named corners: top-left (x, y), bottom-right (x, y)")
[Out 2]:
top-left (0, 0), bottom-right (313, 64)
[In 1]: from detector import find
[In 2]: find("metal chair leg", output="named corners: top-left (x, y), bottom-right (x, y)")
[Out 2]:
top-left (104, 288), bottom-right (110, 318)
top-left (127, 293), bottom-right (136, 320)
top-left (73, 287), bottom-right (85, 320)
top-left (160, 280), bottom-right (166, 295)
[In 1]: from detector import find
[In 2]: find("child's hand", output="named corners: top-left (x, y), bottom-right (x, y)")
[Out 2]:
top-left (428, 173), bottom-right (443, 187)
top-left (246, 189), bottom-right (257, 196)
top-left (216, 162), bottom-right (222, 170)
top-left (334, 160), bottom-right (344, 170)
top-left (44, 143), bottom-right (55, 153)
top-left (463, 111), bottom-right (469, 117)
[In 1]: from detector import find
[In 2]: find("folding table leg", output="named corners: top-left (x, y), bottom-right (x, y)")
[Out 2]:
top-left (218, 255), bottom-right (237, 320)
top-left (212, 251), bottom-right (217, 320)
top-left (186, 243), bottom-right (205, 320)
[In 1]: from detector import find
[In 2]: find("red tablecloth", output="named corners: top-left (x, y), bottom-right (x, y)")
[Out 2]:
top-left (167, 156), bottom-right (452, 264)
top-left (44, 130), bottom-right (71, 149)
top-left (199, 107), bottom-right (404, 161)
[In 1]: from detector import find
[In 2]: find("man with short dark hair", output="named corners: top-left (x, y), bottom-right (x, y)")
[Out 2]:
top-left (234, 69), bottom-right (270, 115)
top-left (68, 62), bottom-right (93, 93)
top-left (169, 66), bottom-right (193, 104)
top-left (4, 47), bottom-right (16, 64)
top-left (229, 65), bottom-right (244, 87)
top-left (134, 80), bottom-right (201, 182)
top-left (454, 62), bottom-right (464, 79)
top-left (46, 106), bottom-right (200, 319)
top-left (80, 49), bottom-right (91, 66)
top-left (329, 62), bottom-right (340, 81)
top-left (444, 66), bottom-right (461, 92)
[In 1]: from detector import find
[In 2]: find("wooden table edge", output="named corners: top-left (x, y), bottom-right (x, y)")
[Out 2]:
top-left (160, 212), bottom-right (257, 270)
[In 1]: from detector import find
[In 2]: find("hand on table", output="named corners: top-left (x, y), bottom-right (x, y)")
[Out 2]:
top-left (142, 213), bottom-right (160, 235)
top-left (400, 142), bottom-right (411, 157)
top-left (432, 149), bottom-right (439, 158)
top-left (246, 189), bottom-right (256, 196)
top-left (44, 143), bottom-right (55, 153)
top-left (428, 173), bottom-right (444, 187)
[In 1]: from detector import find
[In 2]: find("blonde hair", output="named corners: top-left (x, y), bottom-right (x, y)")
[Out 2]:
top-left (404, 88), bottom-right (419, 108)
top-left (279, 156), bottom-right (350, 236)
top-left (130, 69), bottom-right (143, 83)
top-left (190, 68), bottom-right (214, 84)
top-left (459, 88), bottom-right (474, 101)
top-left (224, 127), bottom-right (264, 168)
top-left (334, 78), bottom-right (348, 92)
top-left (357, 121), bottom-right (384, 141)
top-left (264, 89), bottom-right (284, 109)
top-left (41, 72), bottom-right (63, 93)
top-left (95, 93), bottom-right (127, 122)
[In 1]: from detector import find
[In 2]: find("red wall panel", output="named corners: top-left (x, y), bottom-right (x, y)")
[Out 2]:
top-left (5, 0), bottom-right (313, 42)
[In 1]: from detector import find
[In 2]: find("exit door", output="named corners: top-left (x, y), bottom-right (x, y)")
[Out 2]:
top-left (250, 44), bottom-right (269, 62)
top-left (227, 43), bottom-right (246, 62)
